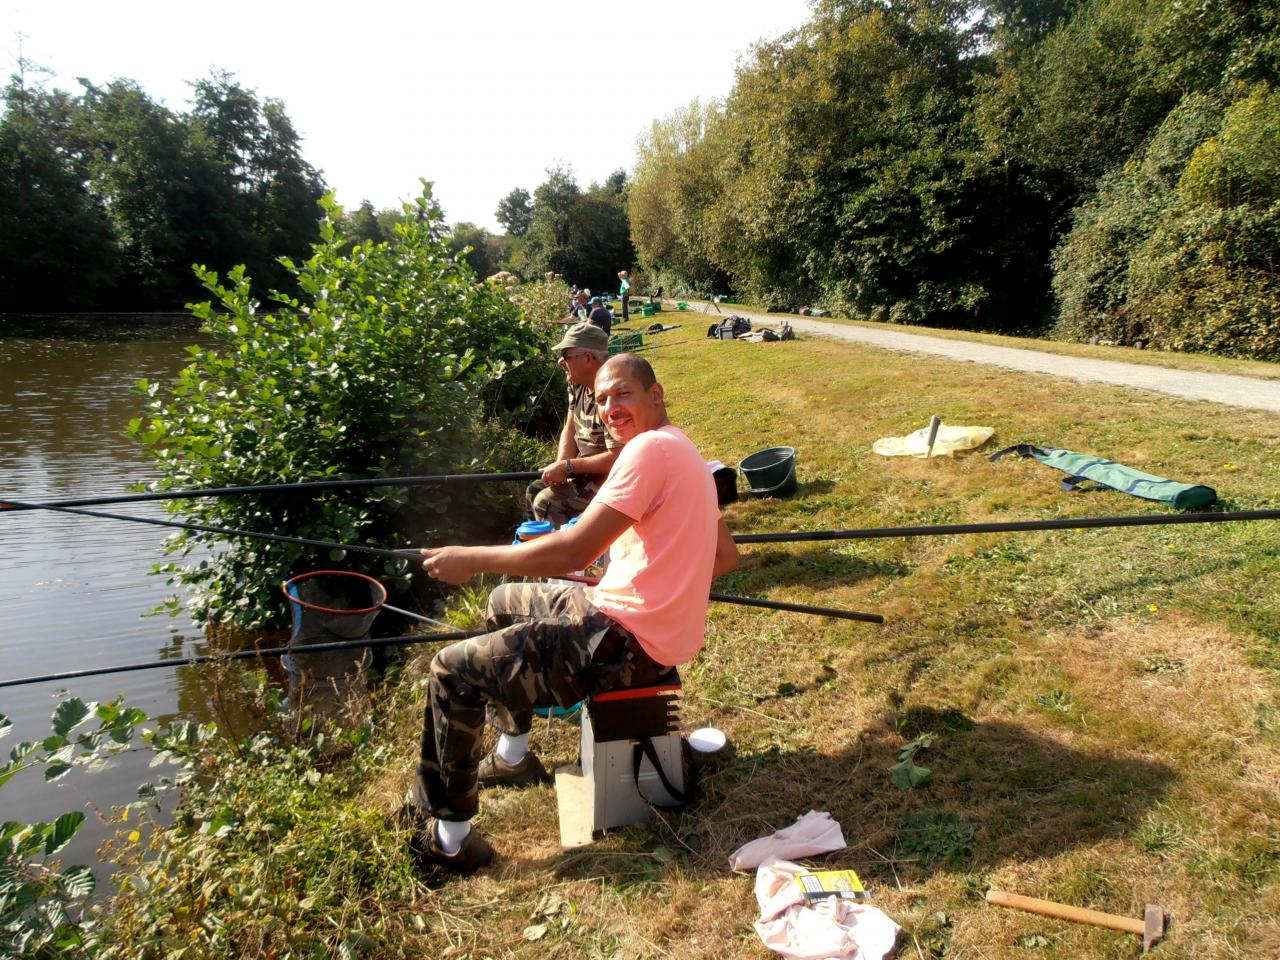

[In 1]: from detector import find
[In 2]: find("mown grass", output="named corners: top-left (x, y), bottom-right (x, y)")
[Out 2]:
top-left (102, 332), bottom-right (1280, 958)
top-left (681, 297), bottom-right (1280, 381)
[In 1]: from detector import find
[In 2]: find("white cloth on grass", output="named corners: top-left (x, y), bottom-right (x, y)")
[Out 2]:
top-left (753, 857), bottom-right (899, 960)
top-left (729, 810), bottom-right (848, 871)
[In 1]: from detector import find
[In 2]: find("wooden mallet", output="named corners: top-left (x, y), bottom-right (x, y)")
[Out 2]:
top-left (986, 889), bottom-right (1169, 953)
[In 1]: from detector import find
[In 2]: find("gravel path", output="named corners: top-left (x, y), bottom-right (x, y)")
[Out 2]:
top-left (684, 303), bottom-right (1280, 414)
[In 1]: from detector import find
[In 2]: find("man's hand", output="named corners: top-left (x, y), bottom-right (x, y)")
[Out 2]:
top-left (420, 546), bottom-right (479, 585)
top-left (540, 459), bottom-right (571, 486)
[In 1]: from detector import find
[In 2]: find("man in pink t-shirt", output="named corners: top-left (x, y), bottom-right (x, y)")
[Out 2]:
top-left (410, 353), bottom-right (739, 874)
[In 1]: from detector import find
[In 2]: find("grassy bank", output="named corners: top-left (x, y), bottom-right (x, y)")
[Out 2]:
top-left (97, 333), bottom-right (1279, 958)
top-left (679, 298), bottom-right (1280, 382)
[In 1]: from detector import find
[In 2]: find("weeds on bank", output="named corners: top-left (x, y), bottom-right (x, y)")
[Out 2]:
top-left (50, 335), bottom-right (1280, 958)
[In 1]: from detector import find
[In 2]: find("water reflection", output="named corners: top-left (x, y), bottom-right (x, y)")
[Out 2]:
top-left (0, 324), bottom-right (262, 871)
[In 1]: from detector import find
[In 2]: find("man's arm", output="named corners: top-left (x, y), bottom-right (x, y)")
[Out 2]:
top-left (712, 514), bottom-right (739, 578)
top-left (540, 447), bottom-right (619, 487)
top-left (421, 500), bottom-right (632, 584)
top-left (539, 411), bottom-right (577, 486)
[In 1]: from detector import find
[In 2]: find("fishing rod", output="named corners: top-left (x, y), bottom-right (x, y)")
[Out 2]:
top-left (7, 499), bottom-right (880, 623)
top-left (556, 574), bottom-right (882, 624)
top-left (0, 469), bottom-right (542, 514)
top-left (0, 498), bottom-right (422, 562)
top-left (0, 628), bottom-right (485, 690)
top-left (636, 338), bottom-right (703, 353)
top-left (731, 508), bottom-right (1280, 544)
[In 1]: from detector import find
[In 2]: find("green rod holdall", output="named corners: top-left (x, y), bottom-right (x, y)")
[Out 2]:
top-left (990, 445), bottom-right (1218, 510)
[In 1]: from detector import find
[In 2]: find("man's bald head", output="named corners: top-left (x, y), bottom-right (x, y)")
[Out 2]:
top-left (594, 353), bottom-right (667, 442)
top-left (599, 352), bottom-right (656, 389)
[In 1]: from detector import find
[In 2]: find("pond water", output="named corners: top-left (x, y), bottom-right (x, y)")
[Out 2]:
top-left (0, 321), bottom-right (231, 868)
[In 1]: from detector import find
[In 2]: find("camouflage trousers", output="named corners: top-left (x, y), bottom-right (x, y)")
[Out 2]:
top-left (525, 477), bottom-right (601, 528)
top-left (415, 581), bottom-right (675, 821)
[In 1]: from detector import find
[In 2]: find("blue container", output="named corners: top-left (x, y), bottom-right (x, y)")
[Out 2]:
top-left (513, 519), bottom-right (556, 544)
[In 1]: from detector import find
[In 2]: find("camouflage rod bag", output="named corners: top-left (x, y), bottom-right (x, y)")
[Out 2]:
top-left (990, 445), bottom-right (1218, 509)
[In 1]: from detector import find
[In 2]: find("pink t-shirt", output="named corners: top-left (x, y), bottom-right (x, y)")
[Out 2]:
top-left (587, 424), bottom-right (718, 665)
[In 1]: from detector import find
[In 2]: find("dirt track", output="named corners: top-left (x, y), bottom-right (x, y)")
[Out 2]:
top-left (680, 302), bottom-right (1280, 414)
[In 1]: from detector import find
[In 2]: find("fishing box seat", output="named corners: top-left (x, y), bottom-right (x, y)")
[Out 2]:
top-left (554, 679), bottom-right (685, 847)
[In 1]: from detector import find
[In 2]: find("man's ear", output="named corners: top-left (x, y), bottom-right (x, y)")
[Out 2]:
top-left (650, 382), bottom-right (665, 405)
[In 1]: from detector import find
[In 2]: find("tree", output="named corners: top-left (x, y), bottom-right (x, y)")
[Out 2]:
top-left (495, 187), bottom-right (532, 237)
top-left (516, 166), bottom-right (634, 292)
top-left (76, 79), bottom-right (203, 307)
top-left (0, 62), bottom-right (118, 310)
top-left (629, 99), bottom-right (733, 294)
top-left (185, 71), bottom-right (325, 297)
top-left (447, 221), bottom-right (497, 278)
top-left (340, 200), bottom-right (386, 246)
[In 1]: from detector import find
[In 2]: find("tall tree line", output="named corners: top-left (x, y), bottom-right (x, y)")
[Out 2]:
top-left (0, 65), bottom-right (326, 312)
top-left (629, 0), bottom-right (1279, 358)
top-left (494, 165), bottom-right (635, 294)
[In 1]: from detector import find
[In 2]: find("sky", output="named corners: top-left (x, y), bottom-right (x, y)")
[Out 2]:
top-left (6, 1), bottom-right (814, 232)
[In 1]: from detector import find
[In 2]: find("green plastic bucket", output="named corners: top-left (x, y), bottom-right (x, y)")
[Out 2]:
top-left (677, 302), bottom-right (688, 311)
top-left (738, 446), bottom-right (798, 498)
top-left (640, 303), bottom-right (656, 318)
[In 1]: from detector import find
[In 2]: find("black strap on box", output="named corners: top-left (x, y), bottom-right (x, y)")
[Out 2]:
top-left (631, 736), bottom-right (689, 811)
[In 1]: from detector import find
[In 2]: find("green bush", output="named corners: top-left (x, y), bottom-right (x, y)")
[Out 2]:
top-left (92, 709), bottom-right (419, 960)
top-left (1053, 85), bottom-right (1280, 358)
top-left (130, 184), bottom-right (558, 630)
top-left (1051, 94), bottom-right (1224, 346)
top-left (1, 699), bottom-right (149, 957)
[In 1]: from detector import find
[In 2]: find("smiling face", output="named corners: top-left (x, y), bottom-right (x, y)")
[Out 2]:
top-left (594, 354), bottom-right (667, 443)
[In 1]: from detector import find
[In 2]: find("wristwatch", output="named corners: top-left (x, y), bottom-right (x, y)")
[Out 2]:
top-left (565, 458), bottom-right (573, 477)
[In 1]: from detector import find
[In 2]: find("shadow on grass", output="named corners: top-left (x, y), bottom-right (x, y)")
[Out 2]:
top-left (529, 706), bottom-right (1174, 890)
top-left (717, 545), bottom-right (910, 594)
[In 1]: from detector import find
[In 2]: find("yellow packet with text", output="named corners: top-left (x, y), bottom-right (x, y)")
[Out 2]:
top-left (794, 868), bottom-right (870, 904)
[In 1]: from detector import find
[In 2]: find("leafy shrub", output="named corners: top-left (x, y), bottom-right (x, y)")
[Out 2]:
top-left (1, 699), bottom-right (148, 957)
top-left (130, 185), bottom-right (559, 630)
top-left (3, 689), bottom-right (419, 958)
top-left (1052, 87), bottom-right (1280, 359)
top-left (1051, 93), bottom-right (1224, 346)
top-left (93, 709), bottom-right (420, 960)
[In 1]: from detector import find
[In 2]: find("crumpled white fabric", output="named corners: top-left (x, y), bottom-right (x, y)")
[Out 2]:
top-left (729, 810), bottom-right (848, 872)
top-left (753, 857), bottom-right (900, 960)
top-left (872, 424), bottom-right (994, 458)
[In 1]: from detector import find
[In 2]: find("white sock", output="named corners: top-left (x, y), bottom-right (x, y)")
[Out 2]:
top-left (495, 732), bottom-right (530, 765)
top-left (435, 818), bottom-right (471, 855)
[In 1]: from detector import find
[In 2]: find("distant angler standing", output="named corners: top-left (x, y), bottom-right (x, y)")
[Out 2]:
top-left (617, 270), bottom-right (631, 322)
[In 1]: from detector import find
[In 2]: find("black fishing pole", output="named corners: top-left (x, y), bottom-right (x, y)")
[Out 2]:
top-left (0, 628), bottom-right (485, 690)
top-left (8, 499), bottom-right (881, 623)
top-left (0, 469), bottom-right (542, 514)
top-left (636, 338), bottom-right (703, 353)
top-left (731, 508), bottom-right (1280, 544)
top-left (0, 498), bottom-right (422, 562)
top-left (708, 591), bottom-right (880, 623)
top-left (557, 574), bottom-right (882, 624)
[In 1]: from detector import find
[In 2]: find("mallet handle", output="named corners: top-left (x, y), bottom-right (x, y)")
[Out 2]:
top-left (985, 890), bottom-right (1144, 935)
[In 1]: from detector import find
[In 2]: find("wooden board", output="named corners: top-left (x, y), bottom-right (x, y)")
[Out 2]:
top-left (554, 763), bottom-right (595, 849)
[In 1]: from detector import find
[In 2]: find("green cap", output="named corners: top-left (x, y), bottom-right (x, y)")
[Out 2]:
top-left (552, 321), bottom-right (609, 354)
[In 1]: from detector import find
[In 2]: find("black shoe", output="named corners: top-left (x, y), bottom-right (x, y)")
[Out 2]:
top-left (477, 749), bottom-right (551, 788)
top-left (410, 817), bottom-right (495, 874)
